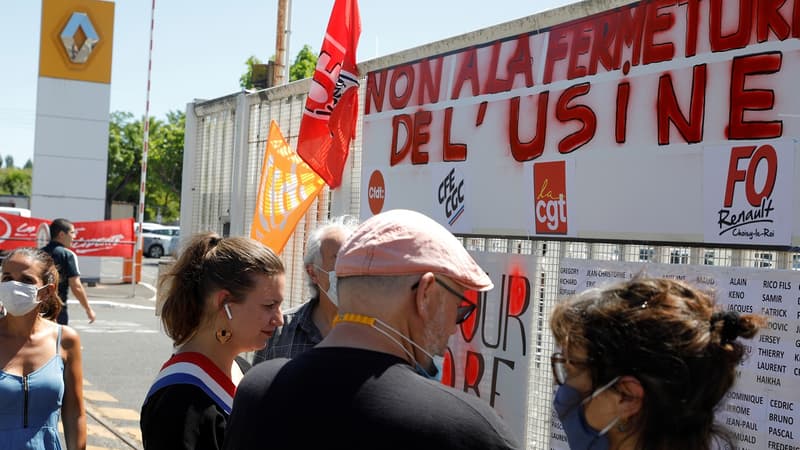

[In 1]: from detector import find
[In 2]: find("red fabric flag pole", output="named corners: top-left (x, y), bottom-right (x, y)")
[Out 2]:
top-left (296, 0), bottom-right (361, 189)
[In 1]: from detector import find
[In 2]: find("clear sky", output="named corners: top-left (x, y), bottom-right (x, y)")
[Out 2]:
top-left (0, 0), bottom-right (576, 167)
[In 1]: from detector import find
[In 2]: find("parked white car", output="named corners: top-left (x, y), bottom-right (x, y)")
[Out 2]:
top-left (137, 223), bottom-right (179, 258)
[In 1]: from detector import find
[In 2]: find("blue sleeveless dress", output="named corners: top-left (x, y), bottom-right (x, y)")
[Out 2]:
top-left (0, 325), bottom-right (65, 450)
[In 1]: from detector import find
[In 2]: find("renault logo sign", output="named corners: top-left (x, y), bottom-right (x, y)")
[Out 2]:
top-left (60, 12), bottom-right (99, 64)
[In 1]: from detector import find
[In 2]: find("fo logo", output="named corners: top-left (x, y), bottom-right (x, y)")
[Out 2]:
top-left (723, 145), bottom-right (777, 208)
top-left (533, 161), bottom-right (568, 234)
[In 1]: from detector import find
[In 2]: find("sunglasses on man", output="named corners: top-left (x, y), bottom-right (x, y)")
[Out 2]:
top-left (411, 277), bottom-right (477, 324)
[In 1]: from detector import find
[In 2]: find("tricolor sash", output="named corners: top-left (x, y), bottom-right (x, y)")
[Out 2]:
top-left (144, 352), bottom-right (236, 415)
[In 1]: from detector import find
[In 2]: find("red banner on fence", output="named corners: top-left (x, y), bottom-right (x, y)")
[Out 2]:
top-left (0, 213), bottom-right (51, 250)
top-left (72, 218), bottom-right (135, 257)
top-left (0, 214), bottom-right (134, 258)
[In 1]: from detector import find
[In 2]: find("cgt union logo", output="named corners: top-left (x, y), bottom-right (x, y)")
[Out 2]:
top-left (718, 145), bottom-right (777, 238)
top-left (438, 168), bottom-right (465, 226)
top-left (533, 161), bottom-right (568, 234)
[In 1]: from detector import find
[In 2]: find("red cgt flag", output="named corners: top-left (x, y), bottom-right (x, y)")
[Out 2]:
top-left (296, 0), bottom-right (361, 189)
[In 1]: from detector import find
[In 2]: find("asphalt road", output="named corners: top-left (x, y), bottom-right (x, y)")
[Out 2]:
top-left (64, 257), bottom-right (173, 449)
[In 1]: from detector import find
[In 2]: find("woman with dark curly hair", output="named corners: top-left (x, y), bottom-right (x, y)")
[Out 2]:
top-left (550, 276), bottom-right (765, 450)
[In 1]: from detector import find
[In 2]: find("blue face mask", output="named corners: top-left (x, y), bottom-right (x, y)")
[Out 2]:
top-left (553, 377), bottom-right (620, 450)
top-left (415, 355), bottom-right (444, 381)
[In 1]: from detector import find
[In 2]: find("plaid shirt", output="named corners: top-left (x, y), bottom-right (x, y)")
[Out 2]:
top-left (252, 297), bottom-right (322, 364)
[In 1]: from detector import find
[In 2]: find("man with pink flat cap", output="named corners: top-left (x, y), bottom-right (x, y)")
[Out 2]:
top-left (224, 209), bottom-right (520, 449)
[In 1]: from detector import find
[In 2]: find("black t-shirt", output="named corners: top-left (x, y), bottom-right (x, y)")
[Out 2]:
top-left (41, 241), bottom-right (80, 303)
top-left (223, 347), bottom-right (521, 450)
top-left (140, 356), bottom-right (251, 450)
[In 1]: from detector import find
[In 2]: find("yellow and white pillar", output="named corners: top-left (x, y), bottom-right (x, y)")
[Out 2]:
top-left (32, 0), bottom-right (114, 220)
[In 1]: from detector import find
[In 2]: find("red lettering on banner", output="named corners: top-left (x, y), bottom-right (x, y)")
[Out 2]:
top-left (589, 14), bottom-right (616, 74)
top-left (372, 0), bottom-right (800, 166)
top-left (642, 0), bottom-right (676, 64)
top-left (418, 57), bottom-right (444, 105)
top-left (544, 26), bottom-right (569, 84)
top-left (757, 0), bottom-right (791, 42)
top-left (616, 5), bottom-right (647, 68)
top-left (365, 71), bottom-right (386, 114)
top-left (503, 276), bottom-right (530, 354)
top-left (556, 83), bottom-right (596, 154)
top-left (710, 0), bottom-right (753, 52)
top-left (389, 66), bottom-right (414, 109)
top-left (389, 111), bottom-right (434, 165)
top-left (390, 115), bottom-right (412, 166)
top-left (463, 350), bottom-right (484, 396)
top-left (477, 274), bottom-right (532, 353)
top-left (500, 36), bottom-right (535, 91)
top-left (728, 52), bottom-right (783, 139)
top-left (448, 349), bottom-right (516, 407)
top-left (441, 347), bottom-right (456, 387)
top-left (442, 107), bottom-right (467, 161)
top-left (411, 110), bottom-right (432, 164)
top-left (487, 42), bottom-right (512, 94)
top-left (795, 0), bottom-right (800, 38)
top-left (451, 48), bottom-right (480, 100)
top-left (567, 22), bottom-right (592, 80)
top-left (657, 64), bottom-right (707, 145)
top-left (681, 0), bottom-right (701, 57)
top-left (509, 93), bottom-right (548, 162)
top-left (616, 81), bottom-right (630, 143)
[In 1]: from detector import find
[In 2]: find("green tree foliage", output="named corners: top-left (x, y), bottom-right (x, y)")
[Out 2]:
top-left (106, 111), bottom-right (142, 217)
top-left (23, 159), bottom-right (32, 169)
top-left (0, 168), bottom-right (32, 196)
top-left (289, 44), bottom-right (317, 81)
top-left (106, 110), bottom-right (184, 222)
top-left (239, 55), bottom-right (264, 90)
top-left (146, 111), bottom-right (184, 223)
top-left (5, 155), bottom-right (14, 169)
top-left (239, 45), bottom-right (318, 89)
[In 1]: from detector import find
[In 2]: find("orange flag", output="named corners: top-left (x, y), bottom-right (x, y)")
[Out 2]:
top-left (250, 121), bottom-right (325, 254)
top-left (296, 0), bottom-right (361, 189)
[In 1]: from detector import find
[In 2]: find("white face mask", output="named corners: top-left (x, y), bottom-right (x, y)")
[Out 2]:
top-left (314, 265), bottom-right (338, 306)
top-left (0, 281), bottom-right (44, 317)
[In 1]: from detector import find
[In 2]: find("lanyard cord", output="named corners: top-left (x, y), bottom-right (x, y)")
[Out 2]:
top-left (333, 313), bottom-right (436, 367)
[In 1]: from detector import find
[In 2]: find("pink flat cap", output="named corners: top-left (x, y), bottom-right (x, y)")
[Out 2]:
top-left (335, 209), bottom-right (494, 291)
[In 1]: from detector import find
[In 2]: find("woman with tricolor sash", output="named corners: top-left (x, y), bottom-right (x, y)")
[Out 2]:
top-left (140, 233), bottom-right (285, 450)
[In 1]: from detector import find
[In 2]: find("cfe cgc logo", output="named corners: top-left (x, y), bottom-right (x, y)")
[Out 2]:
top-left (437, 167), bottom-right (466, 227)
top-left (533, 161), bottom-right (569, 235)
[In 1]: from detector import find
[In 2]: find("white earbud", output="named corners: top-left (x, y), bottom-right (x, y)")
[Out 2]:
top-left (223, 303), bottom-right (233, 320)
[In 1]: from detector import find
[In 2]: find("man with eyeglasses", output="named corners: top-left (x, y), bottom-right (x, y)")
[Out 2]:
top-left (224, 209), bottom-right (520, 450)
top-left (41, 218), bottom-right (96, 325)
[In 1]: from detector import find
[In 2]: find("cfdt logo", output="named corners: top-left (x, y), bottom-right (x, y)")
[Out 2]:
top-left (718, 145), bottom-right (776, 237)
top-left (438, 168), bottom-right (465, 226)
top-left (533, 161), bottom-right (568, 234)
top-left (367, 170), bottom-right (386, 215)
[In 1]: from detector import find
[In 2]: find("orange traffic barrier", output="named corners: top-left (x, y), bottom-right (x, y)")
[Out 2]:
top-left (122, 249), bottom-right (143, 283)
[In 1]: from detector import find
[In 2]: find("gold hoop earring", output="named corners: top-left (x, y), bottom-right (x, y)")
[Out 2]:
top-left (215, 328), bottom-right (232, 344)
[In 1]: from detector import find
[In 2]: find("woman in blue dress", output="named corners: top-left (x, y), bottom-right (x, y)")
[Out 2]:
top-left (0, 247), bottom-right (87, 449)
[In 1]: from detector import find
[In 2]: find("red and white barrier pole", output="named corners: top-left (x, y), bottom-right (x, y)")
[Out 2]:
top-left (133, 0), bottom-right (156, 292)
